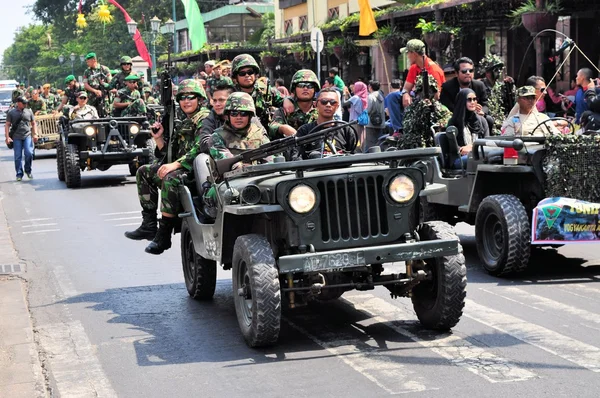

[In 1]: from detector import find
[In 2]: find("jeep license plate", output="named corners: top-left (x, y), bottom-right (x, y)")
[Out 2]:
top-left (303, 251), bottom-right (366, 272)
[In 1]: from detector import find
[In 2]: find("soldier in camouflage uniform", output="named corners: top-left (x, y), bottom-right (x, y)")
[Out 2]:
top-left (231, 54), bottom-right (285, 130)
top-left (125, 79), bottom-right (210, 255)
top-left (143, 87), bottom-right (159, 105)
top-left (478, 54), bottom-right (516, 134)
top-left (56, 75), bottom-right (82, 114)
top-left (28, 90), bottom-right (47, 115)
top-left (41, 84), bottom-right (58, 112)
top-left (11, 83), bottom-right (25, 105)
top-left (83, 52), bottom-right (112, 117)
top-left (109, 56), bottom-right (133, 92)
top-left (269, 69), bottom-right (319, 139)
top-left (112, 74), bottom-right (146, 117)
top-left (205, 60), bottom-right (228, 101)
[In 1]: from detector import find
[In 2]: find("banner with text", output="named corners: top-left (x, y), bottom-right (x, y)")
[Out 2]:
top-left (532, 197), bottom-right (600, 244)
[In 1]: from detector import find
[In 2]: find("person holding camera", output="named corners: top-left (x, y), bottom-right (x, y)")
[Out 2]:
top-left (5, 97), bottom-right (37, 181)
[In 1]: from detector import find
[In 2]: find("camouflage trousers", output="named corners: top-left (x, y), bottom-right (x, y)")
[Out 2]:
top-left (137, 163), bottom-right (186, 216)
top-left (122, 99), bottom-right (147, 117)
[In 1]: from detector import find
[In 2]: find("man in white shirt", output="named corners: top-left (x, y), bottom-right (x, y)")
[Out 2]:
top-left (502, 86), bottom-right (560, 136)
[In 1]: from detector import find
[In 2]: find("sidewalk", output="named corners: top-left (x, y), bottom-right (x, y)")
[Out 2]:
top-left (0, 189), bottom-right (48, 397)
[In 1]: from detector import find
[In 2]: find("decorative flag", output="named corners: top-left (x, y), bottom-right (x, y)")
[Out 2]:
top-left (180, 0), bottom-right (207, 51)
top-left (106, 0), bottom-right (152, 68)
top-left (358, 0), bottom-right (378, 36)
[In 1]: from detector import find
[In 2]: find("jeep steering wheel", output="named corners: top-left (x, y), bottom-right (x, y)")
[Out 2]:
top-left (530, 116), bottom-right (575, 136)
top-left (304, 120), bottom-right (353, 157)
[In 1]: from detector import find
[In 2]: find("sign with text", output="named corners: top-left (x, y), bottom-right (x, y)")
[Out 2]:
top-left (532, 197), bottom-right (600, 244)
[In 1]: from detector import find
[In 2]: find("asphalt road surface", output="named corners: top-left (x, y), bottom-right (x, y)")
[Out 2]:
top-left (1, 131), bottom-right (600, 397)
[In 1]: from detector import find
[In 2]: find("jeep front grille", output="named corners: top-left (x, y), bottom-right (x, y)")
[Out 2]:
top-left (317, 176), bottom-right (389, 242)
top-left (117, 125), bottom-right (130, 138)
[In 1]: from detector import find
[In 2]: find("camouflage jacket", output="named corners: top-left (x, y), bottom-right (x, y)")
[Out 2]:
top-left (63, 85), bottom-right (81, 107)
top-left (145, 95), bottom-right (159, 105)
top-left (112, 88), bottom-right (141, 117)
top-left (269, 100), bottom-right (318, 139)
top-left (83, 65), bottom-right (112, 101)
top-left (211, 121), bottom-right (271, 169)
top-left (28, 99), bottom-right (47, 115)
top-left (157, 107), bottom-right (210, 170)
top-left (235, 82), bottom-right (284, 129)
top-left (11, 89), bottom-right (24, 103)
top-left (108, 71), bottom-right (132, 91)
top-left (206, 75), bottom-right (228, 96)
top-left (41, 93), bottom-right (58, 111)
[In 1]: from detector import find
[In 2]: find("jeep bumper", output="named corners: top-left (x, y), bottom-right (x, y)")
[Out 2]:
top-left (278, 239), bottom-right (459, 274)
top-left (79, 148), bottom-right (149, 161)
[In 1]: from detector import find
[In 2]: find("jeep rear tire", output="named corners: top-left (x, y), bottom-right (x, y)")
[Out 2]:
top-left (56, 140), bottom-right (65, 182)
top-left (412, 221), bottom-right (466, 330)
top-left (181, 220), bottom-right (216, 300)
top-left (64, 143), bottom-right (81, 188)
top-left (232, 234), bottom-right (281, 347)
top-left (475, 194), bottom-right (530, 275)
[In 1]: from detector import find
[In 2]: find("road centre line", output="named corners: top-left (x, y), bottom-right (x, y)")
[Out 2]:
top-left (104, 216), bottom-right (141, 222)
top-left (22, 229), bottom-right (60, 235)
top-left (22, 223), bottom-right (58, 228)
top-left (347, 295), bottom-right (537, 383)
top-left (100, 211), bottom-right (139, 216)
top-left (464, 299), bottom-right (600, 372)
top-left (284, 316), bottom-right (433, 394)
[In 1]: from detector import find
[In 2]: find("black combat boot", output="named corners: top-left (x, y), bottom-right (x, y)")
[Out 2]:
top-left (145, 217), bottom-right (175, 255)
top-left (124, 210), bottom-right (157, 241)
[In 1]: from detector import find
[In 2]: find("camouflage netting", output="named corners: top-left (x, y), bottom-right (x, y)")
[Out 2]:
top-left (544, 134), bottom-right (600, 202)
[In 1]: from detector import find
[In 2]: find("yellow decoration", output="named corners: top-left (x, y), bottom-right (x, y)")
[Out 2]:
top-left (76, 13), bottom-right (87, 29)
top-left (98, 5), bottom-right (113, 24)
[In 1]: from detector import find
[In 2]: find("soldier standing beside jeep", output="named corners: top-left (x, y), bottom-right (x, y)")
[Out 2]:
top-left (125, 80), bottom-right (210, 255)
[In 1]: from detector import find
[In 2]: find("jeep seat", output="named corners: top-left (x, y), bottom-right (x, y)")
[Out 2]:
top-left (435, 131), bottom-right (461, 169)
top-left (193, 154), bottom-right (212, 198)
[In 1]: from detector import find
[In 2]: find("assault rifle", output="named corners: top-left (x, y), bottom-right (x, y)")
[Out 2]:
top-left (214, 120), bottom-right (358, 176)
top-left (159, 70), bottom-right (176, 163)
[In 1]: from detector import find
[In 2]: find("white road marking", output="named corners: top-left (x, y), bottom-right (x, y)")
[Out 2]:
top-left (557, 284), bottom-right (600, 302)
top-left (285, 317), bottom-right (434, 394)
top-left (52, 266), bottom-right (78, 299)
top-left (36, 320), bottom-right (117, 398)
top-left (16, 217), bottom-right (53, 223)
top-left (104, 216), bottom-right (140, 222)
top-left (478, 288), bottom-right (546, 312)
top-left (22, 229), bottom-right (60, 235)
top-left (347, 295), bottom-right (537, 383)
top-left (465, 299), bottom-right (600, 372)
top-left (99, 211), bottom-right (139, 216)
top-left (114, 222), bottom-right (141, 227)
top-left (22, 223), bottom-right (58, 228)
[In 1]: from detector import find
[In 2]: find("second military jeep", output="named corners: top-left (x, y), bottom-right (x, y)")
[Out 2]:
top-left (56, 116), bottom-right (154, 188)
top-left (177, 121), bottom-right (467, 347)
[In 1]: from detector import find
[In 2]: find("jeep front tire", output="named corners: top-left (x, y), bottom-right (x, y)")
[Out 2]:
top-left (64, 143), bottom-right (81, 188)
top-left (56, 140), bottom-right (66, 181)
top-left (181, 220), bottom-right (216, 300)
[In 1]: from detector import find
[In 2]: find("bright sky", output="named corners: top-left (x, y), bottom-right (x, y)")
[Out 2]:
top-left (0, 0), bottom-right (36, 61)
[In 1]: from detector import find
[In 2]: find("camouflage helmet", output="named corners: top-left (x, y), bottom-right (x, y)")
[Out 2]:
top-left (478, 54), bottom-right (505, 76)
top-left (290, 69), bottom-right (320, 92)
top-left (214, 76), bottom-right (235, 91)
top-left (120, 56), bottom-right (133, 64)
top-left (224, 92), bottom-right (256, 115)
top-left (231, 54), bottom-right (260, 77)
top-left (176, 79), bottom-right (207, 101)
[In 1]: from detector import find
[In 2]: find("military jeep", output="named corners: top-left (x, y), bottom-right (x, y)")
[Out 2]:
top-left (177, 121), bottom-right (467, 347)
top-left (56, 116), bottom-right (154, 188)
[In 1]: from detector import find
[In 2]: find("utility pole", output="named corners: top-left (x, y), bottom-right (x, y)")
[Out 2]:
top-left (172, 0), bottom-right (178, 53)
top-left (535, 0), bottom-right (546, 77)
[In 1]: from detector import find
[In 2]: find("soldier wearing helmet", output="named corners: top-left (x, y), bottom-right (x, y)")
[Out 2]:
top-left (143, 87), bottom-right (158, 105)
top-left (109, 55), bottom-right (134, 92)
top-left (125, 79), bottom-right (210, 255)
top-left (478, 54), bottom-right (516, 131)
top-left (112, 74), bottom-right (146, 117)
top-left (269, 69), bottom-right (319, 139)
top-left (230, 54), bottom-right (287, 131)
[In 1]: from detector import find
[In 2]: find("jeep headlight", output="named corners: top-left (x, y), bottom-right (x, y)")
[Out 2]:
top-left (84, 126), bottom-right (96, 136)
top-left (129, 124), bottom-right (140, 135)
top-left (289, 184), bottom-right (316, 214)
top-left (388, 175), bottom-right (415, 203)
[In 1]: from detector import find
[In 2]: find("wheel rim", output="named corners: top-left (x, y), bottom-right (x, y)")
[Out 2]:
top-left (183, 229), bottom-right (196, 286)
top-left (236, 260), bottom-right (253, 326)
top-left (482, 213), bottom-right (504, 264)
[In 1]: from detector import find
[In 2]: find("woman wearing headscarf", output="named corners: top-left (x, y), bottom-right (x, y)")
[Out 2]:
top-left (447, 88), bottom-right (488, 168)
top-left (343, 81), bottom-right (368, 145)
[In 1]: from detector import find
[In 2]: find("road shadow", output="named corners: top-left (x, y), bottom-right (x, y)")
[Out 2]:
top-left (54, 281), bottom-right (575, 371)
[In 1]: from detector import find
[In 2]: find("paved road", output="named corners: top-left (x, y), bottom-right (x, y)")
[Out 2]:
top-left (1, 132), bottom-right (600, 397)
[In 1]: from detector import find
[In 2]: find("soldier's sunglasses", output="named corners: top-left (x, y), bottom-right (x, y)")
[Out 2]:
top-left (237, 70), bottom-right (256, 77)
top-left (318, 99), bottom-right (338, 106)
top-left (297, 82), bottom-right (315, 89)
top-left (178, 94), bottom-right (198, 101)
top-left (78, 96), bottom-right (87, 100)
top-left (229, 111), bottom-right (252, 117)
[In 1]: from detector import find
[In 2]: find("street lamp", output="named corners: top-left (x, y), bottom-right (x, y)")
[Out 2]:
top-left (128, 17), bottom-right (176, 85)
top-left (80, 54), bottom-right (85, 63)
top-left (58, 54), bottom-right (65, 64)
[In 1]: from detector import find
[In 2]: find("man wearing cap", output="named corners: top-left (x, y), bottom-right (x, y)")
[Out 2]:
top-left (143, 87), bottom-right (158, 105)
top-left (220, 60), bottom-right (232, 77)
top-left (400, 39), bottom-right (445, 108)
top-left (5, 97), bottom-right (37, 181)
top-left (56, 75), bottom-right (82, 114)
top-left (112, 74), bottom-right (146, 117)
top-left (69, 91), bottom-right (99, 120)
top-left (41, 84), bottom-right (58, 111)
top-left (11, 83), bottom-right (25, 105)
top-left (501, 86), bottom-right (560, 136)
top-left (83, 52), bottom-right (112, 117)
top-left (206, 61), bottom-right (229, 101)
top-left (200, 60), bottom-right (215, 79)
top-left (109, 56), bottom-right (133, 92)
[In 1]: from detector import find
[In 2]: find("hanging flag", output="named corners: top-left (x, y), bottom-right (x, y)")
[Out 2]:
top-left (358, 0), bottom-right (378, 36)
top-left (180, 0), bottom-right (207, 51)
top-left (106, 0), bottom-right (152, 67)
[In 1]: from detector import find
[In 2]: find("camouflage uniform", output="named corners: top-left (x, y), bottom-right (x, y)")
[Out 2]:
top-left (11, 87), bottom-right (24, 104)
top-left (108, 56), bottom-right (133, 91)
top-left (28, 99), bottom-right (47, 115)
top-left (83, 58), bottom-right (112, 115)
top-left (136, 79), bottom-right (209, 216)
top-left (112, 75), bottom-right (146, 117)
top-left (206, 75), bottom-right (229, 97)
top-left (41, 92), bottom-right (58, 111)
top-left (231, 54), bottom-right (284, 131)
top-left (143, 87), bottom-right (159, 105)
top-left (210, 92), bottom-right (271, 169)
top-left (268, 69), bottom-right (319, 139)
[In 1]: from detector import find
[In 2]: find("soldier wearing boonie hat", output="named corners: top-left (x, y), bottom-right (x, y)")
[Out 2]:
top-left (399, 38), bottom-right (446, 108)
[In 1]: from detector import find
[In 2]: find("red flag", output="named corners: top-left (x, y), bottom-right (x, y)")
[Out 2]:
top-left (106, 0), bottom-right (152, 68)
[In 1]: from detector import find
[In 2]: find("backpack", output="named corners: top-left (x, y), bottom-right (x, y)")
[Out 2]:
top-left (357, 109), bottom-right (369, 126)
top-left (368, 94), bottom-right (384, 126)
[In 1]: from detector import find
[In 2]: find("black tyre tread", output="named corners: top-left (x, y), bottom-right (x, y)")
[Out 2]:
top-left (56, 140), bottom-right (65, 181)
top-left (412, 221), bottom-right (467, 330)
top-left (181, 221), bottom-right (217, 300)
top-left (475, 194), bottom-right (530, 276)
top-left (232, 234), bottom-right (281, 347)
top-left (64, 143), bottom-right (81, 188)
